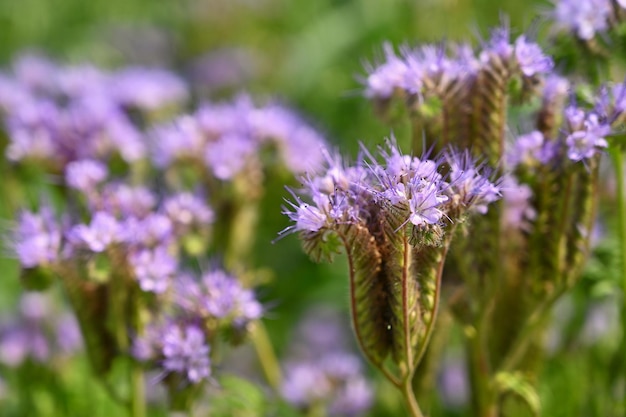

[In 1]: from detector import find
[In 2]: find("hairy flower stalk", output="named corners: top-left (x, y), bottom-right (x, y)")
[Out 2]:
top-left (282, 140), bottom-right (500, 415)
top-left (363, 28), bottom-right (613, 416)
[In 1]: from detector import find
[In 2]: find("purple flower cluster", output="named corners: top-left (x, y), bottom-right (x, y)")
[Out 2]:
top-left (280, 308), bottom-right (373, 417)
top-left (0, 292), bottom-right (82, 367)
top-left (363, 27), bottom-right (553, 100)
top-left (152, 94), bottom-right (327, 178)
top-left (133, 321), bottom-right (211, 384)
top-left (0, 54), bottom-right (189, 168)
top-left (12, 175), bottom-right (214, 295)
top-left (175, 269), bottom-right (263, 328)
top-left (552, 0), bottom-right (615, 40)
top-left (282, 139), bottom-right (500, 237)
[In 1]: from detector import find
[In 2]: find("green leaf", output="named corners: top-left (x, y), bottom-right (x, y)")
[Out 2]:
top-left (495, 371), bottom-right (541, 417)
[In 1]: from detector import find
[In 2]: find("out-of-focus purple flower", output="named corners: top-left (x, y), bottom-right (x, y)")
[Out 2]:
top-left (553, 0), bottom-right (611, 40)
top-left (514, 36), bottom-right (554, 77)
top-left (481, 26), bottom-right (513, 62)
top-left (111, 67), bottom-right (188, 111)
top-left (98, 183), bottom-right (156, 218)
top-left (280, 307), bottom-right (374, 416)
top-left (195, 95), bottom-right (252, 138)
top-left (507, 130), bottom-right (554, 167)
top-left (65, 159), bottom-right (108, 193)
top-left (328, 377), bottom-right (373, 417)
top-left (566, 113), bottom-right (610, 161)
top-left (161, 323), bottom-right (211, 383)
top-left (543, 74), bottom-right (570, 104)
top-left (447, 152), bottom-right (501, 214)
top-left (151, 115), bottom-right (205, 167)
top-left (0, 325), bottom-right (49, 367)
top-left (14, 207), bottom-right (62, 268)
top-left (5, 99), bottom-right (59, 162)
top-left (204, 133), bottom-right (256, 180)
top-left (133, 321), bottom-right (212, 383)
top-left (129, 246), bottom-right (177, 294)
top-left (501, 175), bottom-right (536, 230)
top-left (176, 270), bottom-right (263, 326)
top-left (164, 193), bottom-right (214, 234)
top-left (19, 292), bottom-right (51, 321)
top-left (12, 53), bottom-right (57, 92)
top-left (282, 362), bottom-right (332, 407)
top-left (363, 43), bottom-right (409, 99)
top-left (0, 74), bottom-right (31, 112)
top-left (126, 213), bottom-right (173, 248)
top-left (55, 313), bottom-right (83, 354)
top-left (67, 211), bottom-right (123, 252)
top-left (438, 353), bottom-right (469, 408)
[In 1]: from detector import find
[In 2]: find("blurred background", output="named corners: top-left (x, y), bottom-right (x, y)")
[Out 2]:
top-left (2, 0), bottom-right (621, 416)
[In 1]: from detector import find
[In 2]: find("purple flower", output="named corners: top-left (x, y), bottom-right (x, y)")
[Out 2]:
top-left (408, 181), bottom-right (448, 226)
top-left (438, 353), bottom-right (469, 408)
top-left (447, 152), bottom-right (501, 214)
top-left (126, 213), bottom-right (174, 248)
top-left (65, 159), bottom-right (108, 193)
top-left (111, 67), bottom-right (188, 111)
top-left (363, 43), bottom-right (409, 98)
top-left (480, 26), bottom-right (513, 62)
top-left (151, 116), bottom-right (206, 167)
top-left (204, 133), bottom-right (256, 180)
top-left (553, 0), bottom-right (611, 40)
top-left (5, 98), bottom-right (59, 162)
top-left (501, 175), bottom-right (536, 230)
top-left (67, 211), bottom-right (123, 252)
top-left (55, 313), bottom-right (83, 354)
top-left (161, 323), bottom-right (211, 383)
top-left (98, 183), bottom-right (156, 218)
top-left (176, 270), bottom-right (263, 325)
top-left (282, 362), bottom-right (332, 406)
top-left (0, 325), bottom-right (49, 367)
top-left (129, 246), bottom-right (177, 293)
top-left (164, 193), bottom-right (214, 233)
top-left (566, 113), bottom-right (610, 161)
top-left (14, 207), bottom-right (62, 268)
top-left (507, 131), bottom-right (554, 167)
top-left (514, 36), bottom-right (553, 77)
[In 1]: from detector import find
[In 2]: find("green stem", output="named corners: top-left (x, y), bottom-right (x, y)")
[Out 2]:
top-left (401, 377), bottom-right (424, 417)
top-left (250, 321), bottom-right (282, 392)
top-left (130, 364), bottom-right (146, 417)
top-left (466, 325), bottom-right (497, 417)
top-left (610, 147), bottom-right (626, 410)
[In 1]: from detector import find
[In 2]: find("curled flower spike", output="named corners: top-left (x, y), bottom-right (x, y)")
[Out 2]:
top-left (281, 137), bottom-right (501, 394)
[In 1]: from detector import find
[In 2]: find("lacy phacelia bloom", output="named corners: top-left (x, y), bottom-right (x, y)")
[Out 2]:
top-left (553, 0), bottom-right (612, 40)
top-left (162, 323), bottom-right (211, 383)
top-left (164, 192), bottom-right (215, 235)
top-left (282, 140), bottom-right (500, 238)
top-left (507, 131), bottom-right (554, 167)
top-left (565, 113), bottom-right (610, 161)
top-left (67, 212), bottom-right (123, 252)
top-left (129, 246), bottom-right (177, 294)
top-left (363, 28), bottom-right (552, 103)
top-left (280, 308), bottom-right (373, 417)
top-left (13, 207), bottom-right (62, 268)
top-left (501, 175), bottom-right (536, 230)
top-left (514, 36), bottom-right (554, 77)
top-left (363, 43), bottom-right (409, 99)
top-left (65, 159), bottom-right (108, 193)
top-left (151, 95), bottom-right (327, 176)
top-left (111, 67), bottom-right (188, 111)
top-left (0, 293), bottom-right (82, 367)
top-left (175, 270), bottom-right (263, 327)
top-left (133, 321), bottom-right (211, 384)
